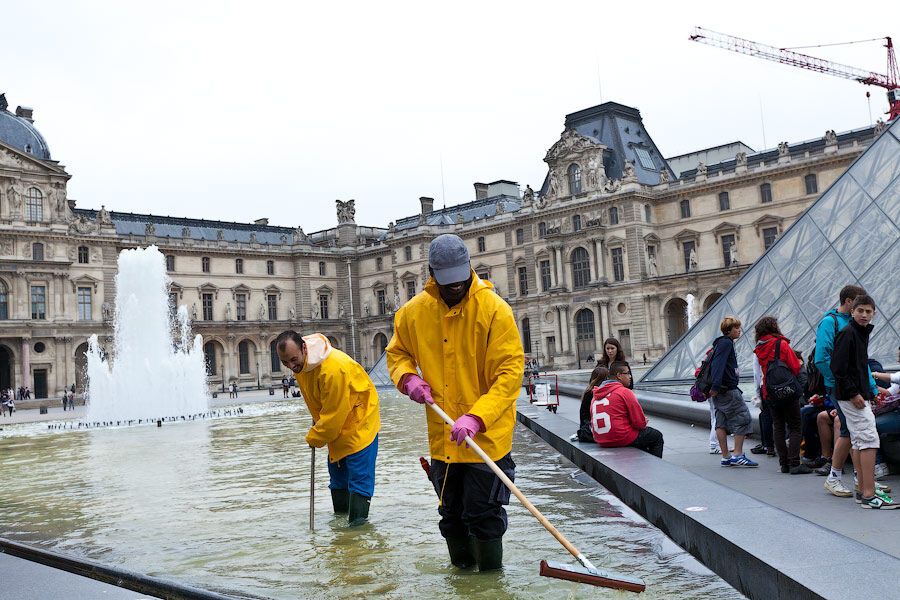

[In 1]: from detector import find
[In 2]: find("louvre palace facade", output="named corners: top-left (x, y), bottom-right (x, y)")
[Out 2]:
top-left (0, 93), bottom-right (885, 398)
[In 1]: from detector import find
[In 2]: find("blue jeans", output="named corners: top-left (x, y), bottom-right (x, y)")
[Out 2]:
top-left (327, 435), bottom-right (378, 498)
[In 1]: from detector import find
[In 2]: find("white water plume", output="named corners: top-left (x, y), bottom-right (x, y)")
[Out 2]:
top-left (85, 246), bottom-right (209, 422)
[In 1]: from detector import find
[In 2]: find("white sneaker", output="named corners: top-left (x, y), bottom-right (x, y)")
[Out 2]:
top-left (874, 463), bottom-right (890, 480)
top-left (709, 447), bottom-right (721, 454)
top-left (825, 477), bottom-right (852, 498)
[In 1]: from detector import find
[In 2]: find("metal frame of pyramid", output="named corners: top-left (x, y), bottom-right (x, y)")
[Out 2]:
top-left (367, 350), bottom-right (395, 388)
top-left (642, 119), bottom-right (900, 384)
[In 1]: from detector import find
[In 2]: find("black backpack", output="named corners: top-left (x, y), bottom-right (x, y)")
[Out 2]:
top-left (765, 339), bottom-right (799, 403)
top-left (807, 315), bottom-right (839, 396)
top-left (693, 345), bottom-right (716, 397)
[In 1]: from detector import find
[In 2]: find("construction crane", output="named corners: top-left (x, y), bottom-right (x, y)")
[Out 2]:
top-left (689, 27), bottom-right (900, 121)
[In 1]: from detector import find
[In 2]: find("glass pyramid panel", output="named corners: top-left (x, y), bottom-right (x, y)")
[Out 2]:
top-left (367, 350), bottom-right (394, 388)
top-left (643, 119), bottom-right (900, 383)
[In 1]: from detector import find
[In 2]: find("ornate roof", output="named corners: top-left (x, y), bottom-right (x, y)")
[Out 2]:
top-left (0, 95), bottom-right (51, 160)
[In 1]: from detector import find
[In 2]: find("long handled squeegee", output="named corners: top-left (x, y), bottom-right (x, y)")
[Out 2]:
top-left (427, 402), bottom-right (645, 592)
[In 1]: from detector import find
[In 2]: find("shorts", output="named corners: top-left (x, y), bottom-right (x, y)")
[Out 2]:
top-left (826, 390), bottom-right (850, 438)
top-left (836, 401), bottom-right (879, 451)
top-left (712, 388), bottom-right (752, 436)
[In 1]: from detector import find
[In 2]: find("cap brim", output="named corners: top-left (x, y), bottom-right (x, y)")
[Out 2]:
top-left (432, 263), bottom-right (471, 285)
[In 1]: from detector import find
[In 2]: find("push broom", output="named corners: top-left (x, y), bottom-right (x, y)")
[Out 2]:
top-left (427, 402), bottom-right (645, 593)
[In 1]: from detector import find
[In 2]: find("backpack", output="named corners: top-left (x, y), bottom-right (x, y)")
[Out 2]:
top-left (690, 346), bottom-right (716, 402)
top-left (807, 315), bottom-right (839, 396)
top-left (765, 339), bottom-right (799, 403)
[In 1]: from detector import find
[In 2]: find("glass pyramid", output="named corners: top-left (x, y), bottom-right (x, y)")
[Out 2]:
top-left (642, 119), bottom-right (900, 383)
top-left (367, 350), bottom-right (395, 388)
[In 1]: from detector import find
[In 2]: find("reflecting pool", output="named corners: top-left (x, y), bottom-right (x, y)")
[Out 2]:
top-left (0, 392), bottom-right (743, 599)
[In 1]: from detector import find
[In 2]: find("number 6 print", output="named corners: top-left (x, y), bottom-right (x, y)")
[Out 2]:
top-left (591, 396), bottom-right (611, 435)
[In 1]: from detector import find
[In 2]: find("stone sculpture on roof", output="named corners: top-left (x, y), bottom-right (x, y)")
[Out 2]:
top-left (216, 229), bottom-right (225, 241)
top-left (874, 119), bottom-right (886, 135)
top-left (622, 160), bottom-right (637, 183)
top-left (696, 162), bottom-right (707, 177)
top-left (182, 226), bottom-right (191, 238)
top-left (249, 232), bottom-right (257, 244)
top-left (145, 223), bottom-right (155, 236)
top-left (523, 184), bottom-right (534, 204)
top-left (54, 186), bottom-right (68, 220)
top-left (336, 199), bottom-right (356, 224)
top-left (97, 205), bottom-right (112, 226)
top-left (658, 168), bottom-right (669, 184)
top-left (69, 214), bottom-right (97, 234)
top-left (736, 151), bottom-right (747, 167)
top-left (544, 128), bottom-right (599, 162)
top-left (293, 226), bottom-right (307, 244)
top-left (777, 141), bottom-right (790, 157)
top-left (824, 129), bottom-right (837, 146)
top-left (546, 168), bottom-right (560, 199)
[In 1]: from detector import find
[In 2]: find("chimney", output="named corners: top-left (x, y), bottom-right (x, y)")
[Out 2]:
top-left (254, 218), bottom-right (269, 226)
top-left (419, 196), bottom-right (434, 215)
top-left (15, 106), bottom-right (34, 122)
top-left (474, 182), bottom-right (488, 201)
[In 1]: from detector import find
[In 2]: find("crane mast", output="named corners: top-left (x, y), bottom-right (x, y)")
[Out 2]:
top-left (690, 27), bottom-right (900, 121)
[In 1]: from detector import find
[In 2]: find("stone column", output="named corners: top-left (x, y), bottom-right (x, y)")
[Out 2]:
top-left (600, 301), bottom-right (611, 343)
top-left (21, 337), bottom-right (31, 391)
top-left (567, 306), bottom-right (578, 357)
top-left (552, 246), bottom-right (562, 288)
top-left (557, 245), bottom-right (569, 290)
top-left (599, 239), bottom-right (609, 284)
top-left (554, 305), bottom-right (564, 355)
top-left (642, 296), bottom-right (655, 350)
top-left (594, 303), bottom-right (604, 345)
top-left (592, 238), bottom-right (603, 282)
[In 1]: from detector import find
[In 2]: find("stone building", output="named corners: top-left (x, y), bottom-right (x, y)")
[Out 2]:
top-left (0, 93), bottom-right (884, 398)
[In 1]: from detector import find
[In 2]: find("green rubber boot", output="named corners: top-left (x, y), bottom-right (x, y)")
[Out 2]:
top-left (445, 536), bottom-right (476, 569)
top-left (330, 489), bottom-right (349, 514)
top-left (473, 538), bottom-right (503, 572)
top-left (347, 492), bottom-right (371, 527)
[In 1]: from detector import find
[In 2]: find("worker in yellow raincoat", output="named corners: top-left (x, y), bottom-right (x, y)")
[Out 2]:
top-left (386, 234), bottom-right (524, 571)
top-left (276, 330), bottom-right (380, 526)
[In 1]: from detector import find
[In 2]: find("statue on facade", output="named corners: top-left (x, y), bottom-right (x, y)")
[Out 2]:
top-left (364, 302), bottom-right (370, 317)
top-left (293, 226), bottom-right (307, 244)
top-left (288, 305), bottom-right (296, 321)
top-left (312, 303), bottom-right (320, 319)
top-left (249, 233), bottom-right (257, 244)
top-left (824, 129), bottom-right (837, 145)
top-left (280, 234), bottom-right (288, 245)
top-left (456, 213), bottom-right (464, 224)
top-left (181, 226), bottom-right (191, 238)
top-left (874, 119), bottom-right (886, 135)
top-left (777, 141), bottom-right (789, 157)
top-left (95, 205), bottom-right (112, 226)
top-left (495, 200), bottom-right (505, 215)
top-left (735, 151), bottom-right (747, 167)
top-left (602, 178), bottom-right (621, 194)
top-left (338, 304), bottom-right (345, 319)
top-left (648, 254), bottom-right (658, 277)
top-left (216, 229), bottom-right (225, 241)
top-left (729, 244), bottom-right (739, 267)
top-left (393, 292), bottom-right (401, 311)
top-left (336, 199), bottom-right (356, 224)
top-left (70, 214), bottom-right (97, 234)
top-left (191, 303), bottom-right (198, 321)
top-left (547, 168), bottom-right (560, 199)
top-left (523, 184), bottom-right (534, 204)
top-left (689, 247), bottom-right (698, 272)
top-left (54, 187), bottom-right (68, 219)
top-left (622, 160), bottom-right (637, 181)
top-left (101, 302), bottom-right (113, 321)
top-left (658, 168), bottom-right (669, 184)
top-left (7, 185), bottom-right (21, 214)
top-left (258, 303), bottom-right (266, 320)
top-left (145, 222), bottom-right (155, 236)
top-left (225, 302), bottom-right (232, 321)
top-left (586, 155), bottom-right (600, 189)
top-left (696, 162), bottom-right (707, 177)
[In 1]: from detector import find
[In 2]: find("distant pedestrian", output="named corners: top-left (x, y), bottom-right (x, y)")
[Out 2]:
top-left (62, 392), bottom-right (68, 411)
top-left (68, 391), bottom-right (75, 410)
top-left (642, 353), bottom-right (647, 366)
top-left (282, 376), bottom-right (290, 398)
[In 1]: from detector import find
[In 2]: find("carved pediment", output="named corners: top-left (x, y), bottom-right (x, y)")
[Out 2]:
top-left (712, 221), bottom-right (741, 241)
top-left (198, 282), bottom-right (219, 299)
top-left (753, 213), bottom-right (784, 235)
top-left (170, 282), bottom-right (185, 299)
top-left (0, 140), bottom-right (66, 174)
top-left (606, 235), bottom-right (626, 247)
top-left (643, 233), bottom-right (661, 245)
top-left (264, 284), bottom-right (282, 300)
top-left (70, 274), bottom-right (101, 293)
top-left (674, 228), bottom-right (701, 244)
top-left (544, 128), bottom-right (603, 163)
top-left (316, 284), bottom-right (334, 295)
top-left (231, 284), bottom-right (251, 299)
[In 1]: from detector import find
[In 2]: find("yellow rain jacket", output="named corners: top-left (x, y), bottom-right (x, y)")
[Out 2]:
top-left (293, 334), bottom-right (380, 463)
top-left (386, 271), bottom-right (524, 463)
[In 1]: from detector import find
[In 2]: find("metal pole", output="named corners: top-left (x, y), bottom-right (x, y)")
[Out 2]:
top-left (309, 446), bottom-right (315, 531)
top-left (345, 258), bottom-right (357, 360)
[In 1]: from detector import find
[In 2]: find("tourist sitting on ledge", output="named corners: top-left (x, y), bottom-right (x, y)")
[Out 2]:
top-left (590, 362), bottom-right (664, 458)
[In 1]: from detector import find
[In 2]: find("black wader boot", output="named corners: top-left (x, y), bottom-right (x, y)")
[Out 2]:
top-left (347, 492), bottom-right (370, 526)
top-left (445, 535), bottom-right (476, 569)
top-left (473, 538), bottom-right (503, 572)
top-left (330, 489), bottom-right (349, 514)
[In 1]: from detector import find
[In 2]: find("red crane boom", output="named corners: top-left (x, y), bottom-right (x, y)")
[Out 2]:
top-left (689, 26), bottom-right (900, 121)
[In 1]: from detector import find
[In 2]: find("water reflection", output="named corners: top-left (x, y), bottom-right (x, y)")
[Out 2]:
top-left (0, 392), bottom-right (743, 599)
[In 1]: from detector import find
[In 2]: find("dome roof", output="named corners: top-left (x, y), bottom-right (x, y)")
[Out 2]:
top-left (0, 94), bottom-right (51, 160)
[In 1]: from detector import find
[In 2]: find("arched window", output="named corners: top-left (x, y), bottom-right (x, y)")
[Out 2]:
top-left (202, 256), bottom-right (210, 273)
top-left (25, 187), bottom-right (42, 221)
top-left (608, 207), bottom-right (619, 225)
top-left (78, 246), bottom-right (89, 264)
top-left (567, 163), bottom-right (582, 195)
top-left (270, 340), bottom-right (281, 373)
top-left (521, 317), bottom-right (532, 354)
top-left (0, 280), bottom-right (8, 320)
top-left (204, 341), bottom-right (217, 376)
top-left (32, 243), bottom-right (44, 261)
top-left (571, 247), bottom-right (591, 290)
top-left (238, 340), bottom-right (251, 374)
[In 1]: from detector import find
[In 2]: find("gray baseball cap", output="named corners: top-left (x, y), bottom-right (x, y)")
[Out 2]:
top-left (428, 234), bottom-right (471, 285)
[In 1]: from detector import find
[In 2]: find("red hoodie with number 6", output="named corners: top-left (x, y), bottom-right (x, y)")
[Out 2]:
top-left (590, 380), bottom-right (647, 447)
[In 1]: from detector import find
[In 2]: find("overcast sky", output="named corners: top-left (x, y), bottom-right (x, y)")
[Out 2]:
top-left (2, 0), bottom-right (894, 232)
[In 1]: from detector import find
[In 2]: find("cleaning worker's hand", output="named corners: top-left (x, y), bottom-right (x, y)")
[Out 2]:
top-left (450, 414), bottom-right (484, 445)
top-left (401, 374), bottom-right (434, 405)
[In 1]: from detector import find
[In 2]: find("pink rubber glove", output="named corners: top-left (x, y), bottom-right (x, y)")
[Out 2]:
top-left (401, 374), bottom-right (434, 405)
top-left (450, 414), bottom-right (484, 445)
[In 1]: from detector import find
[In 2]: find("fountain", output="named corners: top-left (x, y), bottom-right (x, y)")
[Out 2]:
top-left (685, 293), bottom-right (696, 328)
top-left (84, 246), bottom-right (209, 422)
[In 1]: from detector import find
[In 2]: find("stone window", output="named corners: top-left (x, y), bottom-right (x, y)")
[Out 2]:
top-left (635, 147), bottom-right (655, 170)
top-left (804, 173), bottom-right (818, 195)
top-left (760, 183), bottom-right (773, 203)
top-left (644, 204), bottom-right (651, 223)
top-left (477, 236), bottom-right (486, 252)
top-left (571, 247), bottom-right (590, 290)
top-left (567, 163), bottom-right (582, 195)
top-left (204, 342), bottom-right (217, 376)
top-left (319, 294), bottom-right (329, 319)
top-left (538, 222), bottom-right (547, 237)
top-left (0, 281), bottom-right (8, 320)
top-left (377, 289), bottom-right (387, 315)
top-left (77, 287), bottom-right (92, 321)
top-left (202, 293), bottom-right (214, 321)
top-left (682, 240), bottom-right (696, 273)
top-left (611, 247), bottom-right (625, 282)
top-left (270, 340), bottom-right (281, 373)
top-left (718, 192), bottom-right (730, 211)
top-left (78, 246), bottom-right (89, 264)
top-left (202, 256), bottom-right (210, 273)
top-left (521, 317), bottom-right (532, 354)
top-left (405, 279), bottom-right (416, 300)
top-left (518, 266), bottom-right (529, 296)
top-left (546, 336), bottom-right (556, 357)
top-left (515, 228), bottom-right (524, 245)
top-left (266, 260), bottom-right (275, 276)
top-left (573, 214), bottom-right (582, 231)
top-left (32, 243), bottom-right (44, 261)
top-left (318, 261), bottom-right (326, 276)
top-left (25, 187), bottom-right (42, 221)
top-left (376, 257), bottom-right (383, 271)
top-left (238, 341), bottom-right (251, 374)
top-left (404, 246), bottom-right (412, 261)
top-left (235, 258), bottom-right (244, 274)
top-left (679, 199), bottom-right (691, 219)
top-left (763, 226), bottom-right (779, 250)
top-left (267, 294), bottom-right (278, 320)
top-left (31, 285), bottom-right (46, 320)
top-left (236, 293), bottom-right (247, 321)
top-left (608, 207), bottom-right (619, 225)
top-left (721, 234), bottom-right (736, 266)
top-left (166, 254), bottom-right (175, 271)
top-left (539, 260), bottom-right (551, 291)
